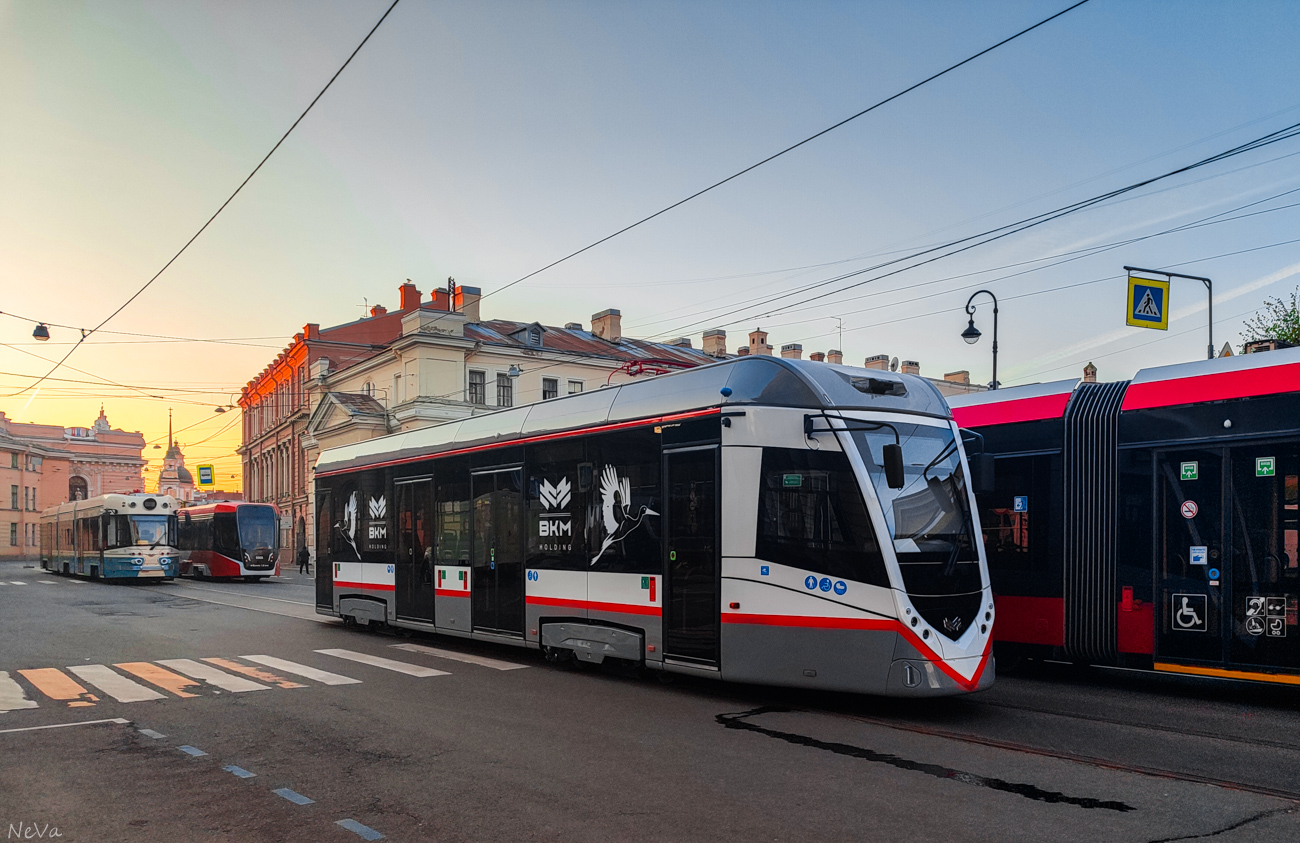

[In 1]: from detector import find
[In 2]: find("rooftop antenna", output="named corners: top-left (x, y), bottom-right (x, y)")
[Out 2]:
top-left (357, 296), bottom-right (369, 317)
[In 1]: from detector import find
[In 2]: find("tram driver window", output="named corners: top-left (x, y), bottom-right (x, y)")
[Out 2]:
top-left (756, 448), bottom-right (888, 587)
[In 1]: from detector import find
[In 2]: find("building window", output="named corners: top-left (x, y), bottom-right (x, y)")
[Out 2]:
top-left (497, 373), bottom-right (513, 408)
top-left (468, 371), bottom-right (486, 405)
top-left (393, 373), bottom-right (402, 404)
top-left (362, 381), bottom-right (376, 398)
top-left (9, 453), bottom-right (17, 469)
top-left (29, 456), bottom-right (41, 472)
top-left (542, 378), bottom-right (558, 400)
top-left (9, 523), bottom-right (16, 547)
top-left (528, 326), bottom-right (543, 347)
top-left (568, 380), bottom-right (584, 395)
top-left (9, 485), bottom-right (16, 510)
top-left (69, 477), bottom-right (88, 501)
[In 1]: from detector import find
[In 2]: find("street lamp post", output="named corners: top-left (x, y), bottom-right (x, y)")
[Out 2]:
top-left (962, 290), bottom-right (999, 390)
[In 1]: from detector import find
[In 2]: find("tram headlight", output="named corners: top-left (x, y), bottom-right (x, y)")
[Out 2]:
top-left (131, 557), bottom-right (144, 566)
top-left (244, 552), bottom-right (251, 565)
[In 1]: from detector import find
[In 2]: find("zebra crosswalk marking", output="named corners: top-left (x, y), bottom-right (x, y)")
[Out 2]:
top-left (0, 671), bottom-right (38, 713)
top-left (157, 659), bottom-right (270, 693)
top-left (391, 642), bottom-right (529, 671)
top-left (18, 668), bottom-right (97, 707)
top-left (116, 662), bottom-right (200, 698)
top-left (202, 657), bottom-right (305, 689)
top-left (67, 665), bottom-right (165, 703)
top-left (240, 655), bottom-right (361, 686)
top-left (315, 648), bottom-right (448, 677)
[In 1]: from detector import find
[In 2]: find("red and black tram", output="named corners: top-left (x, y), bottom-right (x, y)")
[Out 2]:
top-left (177, 502), bottom-right (281, 581)
top-left (950, 346), bottom-right (1300, 686)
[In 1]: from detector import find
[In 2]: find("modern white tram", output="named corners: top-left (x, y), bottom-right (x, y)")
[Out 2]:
top-left (40, 493), bottom-right (181, 580)
top-left (313, 356), bottom-right (995, 696)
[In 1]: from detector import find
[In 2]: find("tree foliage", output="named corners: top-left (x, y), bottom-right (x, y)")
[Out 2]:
top-left (1241, 288), bottom-right (1300, 346)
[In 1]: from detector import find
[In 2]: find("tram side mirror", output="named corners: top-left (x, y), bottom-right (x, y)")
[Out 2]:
top-left (970, 452), bottom-right (995, 496)
top-left (883, 443), bottom-right (905, 489)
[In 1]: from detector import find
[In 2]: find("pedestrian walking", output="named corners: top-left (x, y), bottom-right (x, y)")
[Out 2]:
top-left (297, 545), bottom-right (311, 575)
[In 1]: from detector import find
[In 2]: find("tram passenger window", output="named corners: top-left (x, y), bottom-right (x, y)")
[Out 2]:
top-left (214, 514), bottom-right (240, 556)
top-left (587, 430), bottom-right (661, 575)
top-left (527, 440), bottom-right (588, 570)
top-left (435, 458), bottom-right (472, 564)
top-left (756, 448), bottom-right (888, 587)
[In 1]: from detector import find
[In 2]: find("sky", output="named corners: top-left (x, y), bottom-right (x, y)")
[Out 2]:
top-left (4, 0), bottom-right (1300, 491)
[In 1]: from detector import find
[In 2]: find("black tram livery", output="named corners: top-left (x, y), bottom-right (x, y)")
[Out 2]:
top-left (313, 356), bottom-right (995, 696)
top-left (949, 347), bottom-right (1300, 686)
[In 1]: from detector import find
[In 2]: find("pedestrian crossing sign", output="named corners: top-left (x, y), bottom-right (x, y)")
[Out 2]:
top-left (1126, 275), bottom-right (1169, 330)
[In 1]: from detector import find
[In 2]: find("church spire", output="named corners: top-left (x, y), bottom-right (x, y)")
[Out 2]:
top-left (168, 408), bottom-right (173, 446)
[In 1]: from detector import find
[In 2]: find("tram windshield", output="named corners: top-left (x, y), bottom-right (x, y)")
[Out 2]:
top-left (106, 514), bottom-right (176, 549)
top-left (237, 506), bottom-right (278, 553)
top-left (850, 423), bottom-right (981, 596)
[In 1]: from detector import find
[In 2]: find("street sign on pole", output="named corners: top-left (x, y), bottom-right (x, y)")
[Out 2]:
top-left (197, 464), bottom-right (215, 488)
top-left (1126, 275), bottom-right (1169, 330)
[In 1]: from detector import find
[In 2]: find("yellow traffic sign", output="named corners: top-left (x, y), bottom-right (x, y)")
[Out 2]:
top-left (1127, 275), bottom-right (1169, 330)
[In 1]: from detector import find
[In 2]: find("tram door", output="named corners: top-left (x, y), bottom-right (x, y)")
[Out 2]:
top-left (1227, 443), bottom-right (1300, 671)
top-left (663, 446), bottom-right (720, 665)
top-left (1156, 449), bottom-right (1228, 663)
top-left (395, 479), bottom-right (436, 623)
top-left (315, 490), bottom-right (334, 611)
top-left (471, 467), bottom-right (525, 636)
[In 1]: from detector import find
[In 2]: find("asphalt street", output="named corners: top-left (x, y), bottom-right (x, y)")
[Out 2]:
top-left (2, 558), bottom-right (1299, 842)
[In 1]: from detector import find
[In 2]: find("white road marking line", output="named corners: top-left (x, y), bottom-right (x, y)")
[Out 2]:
top-left (9, 581), bottom-right (27, 586)
top-left (315, 649), bottom-right (448, 678)
top-left (69, 580), bottom-right (87, 584)
top-left (38, 580), bottom-right (57, 585)
top-left (240, 655), bottom-right (360, 686)
top-left (156, 659), bottom-right (271, 693)
top-left (391, 642), bottom-right (529, 671)
top-left (138, 728), bottom-right (166, 739)
top-left (67, 665), bottom-right (166, 703)
top-left (0, 671), bottom-right (39, 713)
top-left (0, 718), bottom-right (129, 735)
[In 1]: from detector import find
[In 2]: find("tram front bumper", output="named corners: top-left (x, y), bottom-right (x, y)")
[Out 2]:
top-left (884, 653), bottom-right (995, 697)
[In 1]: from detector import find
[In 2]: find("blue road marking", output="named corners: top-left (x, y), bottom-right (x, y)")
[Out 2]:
top-left (273, 788), bottom-right (315, 806)
top-left (178, 745), bottom-right (207, 757)
top-left (336, 819), bottom-right (385, 840)
top-left (224, 765), bottom-right (256, 779)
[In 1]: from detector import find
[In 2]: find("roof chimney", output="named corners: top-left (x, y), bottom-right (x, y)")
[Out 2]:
top-left (702, 329), bottom-right (726, 357)
top-left (592, 309), bottom-right (622, 342)
top-left (1083, 362), bottom-right (1097, 383)
top-left (400, 281), bottom-right (421, 310)
top-left (780, 343), bottom-right (802, 359)
top-left (748, 328), bottom-right (772, 356)
top-left (671, 337), bottom-right (692, 348)
top-left (304, 323), bottom-right (320, 340)
top-left (900, 360), bottom-right (920, 376)
top-left (370, 304), bottom-right (388, 318)
top-left (809, 351), bottom-right (826, 362)
top-left (943, 370), bottom-right (970, 385)
top-left (827, 349), bottom-right (843, 365)
top-left (564, 322), bottom-right (583, 331)
top-left (736, 346), bottom-right (750, 356)
top-left (864, 354), bottom-right (890, 370)
top-left (454, 286), bottom-right (482, 322)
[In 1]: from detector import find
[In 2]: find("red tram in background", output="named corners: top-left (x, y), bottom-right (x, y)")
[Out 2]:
top-left (177, 502), bottom-right (281, 581)
top-left (950, 346), bottom-right (1300, 687)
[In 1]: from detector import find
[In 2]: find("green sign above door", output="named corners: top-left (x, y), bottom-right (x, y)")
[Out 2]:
top-left (1257, 457), bottom-right (1277, 477)
top-left (1180, 461), bottom-right (1199, 481)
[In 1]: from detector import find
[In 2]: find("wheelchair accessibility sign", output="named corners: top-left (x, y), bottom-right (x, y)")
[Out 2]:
top-left (1172, 593), bottom-right (1208, 632)
top-left (1127, 275), bottom-right (1170, 330)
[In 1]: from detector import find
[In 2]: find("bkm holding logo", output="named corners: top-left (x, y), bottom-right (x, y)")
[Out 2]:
top-left (538, 477), bottom-right (573, 550)
top-left (367, 495), bottom-right (387, 541)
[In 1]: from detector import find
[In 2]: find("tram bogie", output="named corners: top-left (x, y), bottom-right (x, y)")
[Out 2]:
top-left (313, 356), bottom-right (995, 697)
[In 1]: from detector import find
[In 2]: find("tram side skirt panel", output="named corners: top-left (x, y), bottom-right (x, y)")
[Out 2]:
top-left (1062, 381), bottom-right (1129, 662)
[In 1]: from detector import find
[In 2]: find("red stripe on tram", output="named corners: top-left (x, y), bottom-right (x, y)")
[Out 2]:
top-left (333, 580), bottom-right (395, 592)
top-left (526, 595), bottom-right (662, 617)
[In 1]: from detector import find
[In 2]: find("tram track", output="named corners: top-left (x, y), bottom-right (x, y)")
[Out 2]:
top-left (819, 706), bottom-right (1300, 804)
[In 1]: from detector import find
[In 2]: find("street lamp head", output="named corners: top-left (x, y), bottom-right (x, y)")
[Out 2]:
top-left (507, 364), bottom-right (522, 378)
top-left (961, 318), bottom-right (981, 345)
top-left (32, 323), bottom-right (50, 341)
